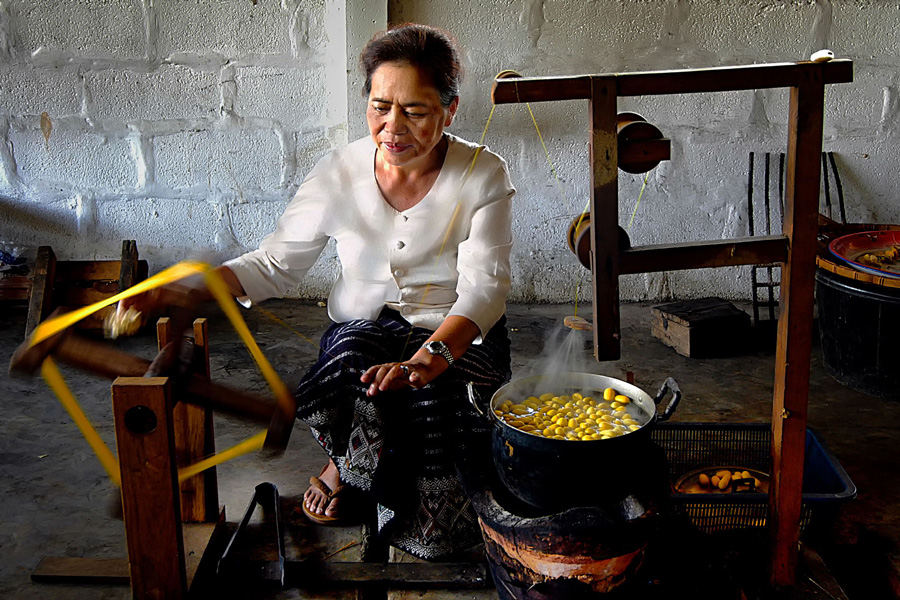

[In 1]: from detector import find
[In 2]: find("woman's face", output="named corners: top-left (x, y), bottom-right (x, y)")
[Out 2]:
top-left (367, 62), bottom-right (458, 171)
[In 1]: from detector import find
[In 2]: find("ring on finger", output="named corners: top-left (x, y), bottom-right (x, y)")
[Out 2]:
top-left (400, 364), bottom-right (410, 376)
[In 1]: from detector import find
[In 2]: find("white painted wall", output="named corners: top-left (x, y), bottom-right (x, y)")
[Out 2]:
top-left (1, 1), bottom-right (897, 305)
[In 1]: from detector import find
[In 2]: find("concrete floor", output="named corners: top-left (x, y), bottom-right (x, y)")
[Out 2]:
top-left (1, 298), bottom-right (899, 599)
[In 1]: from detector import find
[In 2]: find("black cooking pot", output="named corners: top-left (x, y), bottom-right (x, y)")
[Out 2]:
top-left (469, 372), bottom-right (681, 513)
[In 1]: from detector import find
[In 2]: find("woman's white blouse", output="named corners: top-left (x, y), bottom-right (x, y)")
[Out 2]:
top-left (224, 134), bottom-right (515, 338)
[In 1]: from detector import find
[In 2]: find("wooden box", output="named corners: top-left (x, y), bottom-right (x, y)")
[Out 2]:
top-left (651, 297), bottom-right (750, 358)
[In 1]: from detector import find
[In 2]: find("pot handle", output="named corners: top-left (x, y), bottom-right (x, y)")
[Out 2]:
top-left (653, 377), bottom-right (682, 422)
top-left (467, 382), bottom-right (489, 419)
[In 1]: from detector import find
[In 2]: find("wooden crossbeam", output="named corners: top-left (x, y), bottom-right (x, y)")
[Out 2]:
top-left (620, 235), bottom-right (789, 274)
top-left (492, 59), bottom-right (853, 103)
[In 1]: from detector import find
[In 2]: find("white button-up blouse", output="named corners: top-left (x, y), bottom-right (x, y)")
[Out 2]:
top-left (224, 134), bottom-right (515, 339)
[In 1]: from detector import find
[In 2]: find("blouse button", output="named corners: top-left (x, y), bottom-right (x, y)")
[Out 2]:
top-left (401, 215), bottom-right (409, 222)
top-left (395, 240), bottom-right (405, 249)
top-left (393, 269), bottom-right (405, 277)
top-left (401, 306), bottom-right (412, 315)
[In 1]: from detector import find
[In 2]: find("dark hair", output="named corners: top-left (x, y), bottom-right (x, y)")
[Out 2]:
top-left (361, 24), bottom-right (462, 108)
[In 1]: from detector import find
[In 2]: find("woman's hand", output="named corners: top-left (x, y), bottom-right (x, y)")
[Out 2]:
top-left (114, 266), bottom-right (244, 335)
top-left (115, 278), bottom-right (206, 333)
top-left (361, 316), bottom-right (481, 397)
top-left (360, 358), bottom-right (445, 396)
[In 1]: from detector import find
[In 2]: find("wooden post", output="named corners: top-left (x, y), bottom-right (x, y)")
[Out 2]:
top-left (192, 318), bottom-right (219, 522)
top-left (25, 245), bottom-right (56, 338)
top-left (157, 318), bottom-right (218, 523)
top-left (768, 65), bottom-right (825, 588)
top-left (589, 76), bottom-right (621, 361)
top-left (112, 377), bottom-right (187, 599)
top-left (118, 240), bottom-right (139, 293)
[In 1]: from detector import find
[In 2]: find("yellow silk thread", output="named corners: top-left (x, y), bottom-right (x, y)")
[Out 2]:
top-left (177, 430), bottom-right (267, 482)
top-left (41, 357), bottom-right (122, 486)
top-left (203, 270), bottom-right (295, 420)
top-left (29, 261), bottom-right (210, 348)
top-left (628, 172), bottom-right (651, 230)
top-left (30, 260), bottom-right (285, 486)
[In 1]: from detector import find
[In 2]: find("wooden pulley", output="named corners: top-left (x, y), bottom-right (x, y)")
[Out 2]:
top-left (566, 212), bottom-right (631, 269)
top-left (617, 112), bottom-right (669, 174)
top-left (9, 321), bottom-right (296, 455)
top-left (496, 69), bottom-right (524, 80)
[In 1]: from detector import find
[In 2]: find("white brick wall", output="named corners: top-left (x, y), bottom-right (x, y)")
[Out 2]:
top-left (156, 1), bottom-right (292, 59)
top-left (11, 0), bottom-right (146, 60)
top-left (86, 65), bottom-right (220, 123)
top-left (2, 0), bottom-right (899, 305)
top-left (0, 65), bottom-right (82, 117)
top-left (94, 196), bottom-right (230, 264)
top-left (0, 196), bottom-right (80, 249)
top-left (12, 125), bottom-right (137, 193)
top-left (0, 0), bottom-right (351, 265)
top-left (227, 199), bottom-right (286, 260)
top-left (233, 65), bottom-right (329, 131)
top-left (153, 127), bottom-right (283, 195)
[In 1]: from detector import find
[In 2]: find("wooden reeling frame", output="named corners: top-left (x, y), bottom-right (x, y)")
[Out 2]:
top-left (492, 59), bottom-right (853, 588)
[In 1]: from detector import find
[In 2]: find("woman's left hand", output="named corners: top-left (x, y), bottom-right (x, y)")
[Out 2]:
top-left (361, 360), bottom-right (441, 396)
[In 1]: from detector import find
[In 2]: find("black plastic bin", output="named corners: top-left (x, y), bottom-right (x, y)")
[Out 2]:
top-left (816, 267), bottom-right (900, 400)
top-left (651, 422), bottom-right (857, 534)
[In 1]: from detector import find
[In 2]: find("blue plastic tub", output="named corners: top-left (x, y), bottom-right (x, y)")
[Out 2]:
top-left (651, 422), bottom-right (857, 534)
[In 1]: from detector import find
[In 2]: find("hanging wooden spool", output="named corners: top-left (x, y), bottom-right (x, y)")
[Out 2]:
top-left (566, 212), bottom-right (631, 270)
top-left (617, 112), bottom-right (669, 174)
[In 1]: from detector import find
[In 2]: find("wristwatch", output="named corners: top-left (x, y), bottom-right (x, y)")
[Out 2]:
top-left (423, 340), bottom-right (454, 366)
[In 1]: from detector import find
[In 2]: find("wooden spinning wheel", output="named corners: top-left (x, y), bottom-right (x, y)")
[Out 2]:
top-left (9, 316), bottom-right (296, 456)
top-left (9, 267), bottom-right (298, 598)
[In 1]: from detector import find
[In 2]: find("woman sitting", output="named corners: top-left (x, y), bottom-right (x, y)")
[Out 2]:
top-left (122, 23), bottom-right (514, 560)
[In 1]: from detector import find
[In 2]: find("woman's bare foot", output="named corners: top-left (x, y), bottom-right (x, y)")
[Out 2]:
top-left (304, 459), bottom-right (342, 517)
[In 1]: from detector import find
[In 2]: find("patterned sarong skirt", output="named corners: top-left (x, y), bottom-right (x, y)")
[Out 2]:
top-left (295, 308), bottom-right (511, 559)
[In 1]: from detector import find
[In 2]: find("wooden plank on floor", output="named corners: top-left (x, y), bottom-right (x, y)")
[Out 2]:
top-left (31, 557), bottom-right (130, 585)
top-left (385, 545), bottom-right (495, 599)
top-left (294, 562), bottom-right (489, 588)
top-left (29, 519), bottom-right (222, 588)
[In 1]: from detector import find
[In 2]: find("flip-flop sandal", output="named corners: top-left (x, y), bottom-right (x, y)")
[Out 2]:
top-left (302, 474), bottom-right (349, 526)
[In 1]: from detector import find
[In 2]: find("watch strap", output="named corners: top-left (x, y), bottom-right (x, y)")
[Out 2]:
top-left (424, 340), bottom-right (454, 365)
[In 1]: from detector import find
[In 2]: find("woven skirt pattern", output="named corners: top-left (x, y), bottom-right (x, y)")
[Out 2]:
top-left (295, 309), bottom-right (510, 559)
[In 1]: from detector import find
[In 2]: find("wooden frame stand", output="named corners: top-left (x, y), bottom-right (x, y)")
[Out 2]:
top-left (25, 240), bottom-right (149, 337)
top-left (31, 319), bottom-right (222, 599)
top-left (493, 59), bottom-right (853, 588)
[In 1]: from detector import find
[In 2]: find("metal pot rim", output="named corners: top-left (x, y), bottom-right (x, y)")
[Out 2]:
top-left (488, 372), bottom-right (658, 440)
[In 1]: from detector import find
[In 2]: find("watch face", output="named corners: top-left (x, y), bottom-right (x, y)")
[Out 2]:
top-left (424, 341), bottom-right (453, 364)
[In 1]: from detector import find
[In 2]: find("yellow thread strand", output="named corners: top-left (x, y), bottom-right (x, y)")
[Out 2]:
top-left (478, 104), bottom-right (496, 147)
top-left (204, 270), bottom-right (295, 422)
top-left (320, 540), bottom-right (361, 562)
top-left (433, 108), bottom-right (494, 261)
top-left (41, 358), bottom-right (121, 486)
top-left (256, 305), bottom-right (320, 347)
top-left (522, 97), bottom-right (584, 313)
top-left (526, 103), bottom-right (571, 209)
top-left (30, 260), bottom-right (294, 485)
top-left (573, 280), bottom-right (580, 319)
top-left (178, 430), bottom-right (267, 482)
top-left (29, 261), bottom-right (210, 347)
top-left (628, 173), bottom-right (651, 230)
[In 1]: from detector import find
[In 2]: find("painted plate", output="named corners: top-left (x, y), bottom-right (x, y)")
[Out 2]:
top-left (829, 230), bottom-right (900, 279)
